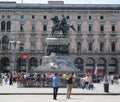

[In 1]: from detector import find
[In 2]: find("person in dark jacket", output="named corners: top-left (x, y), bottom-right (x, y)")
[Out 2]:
top-left (9, 73), bottom-right (13, 85)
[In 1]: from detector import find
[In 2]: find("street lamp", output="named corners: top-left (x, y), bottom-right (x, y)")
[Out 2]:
top-left (10, 39), bottom-right (21, 72)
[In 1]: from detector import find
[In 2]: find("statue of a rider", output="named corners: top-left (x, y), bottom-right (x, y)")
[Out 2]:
top-left (60, 15), bottom-right (67, 27)
top-left (50, 15), bottom-right (76, 38)
top-left (52, 15), bottom-right (67, 31)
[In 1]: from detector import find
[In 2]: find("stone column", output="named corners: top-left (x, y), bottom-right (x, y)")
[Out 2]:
top-left (118, 62), bottom-right (120, 74)
top-left (0, 40), bottom-right (2, 50)
top-left (106, 61), bottom-right (109, 75)
top-left (10, 60), bottom-right (14, 72)
top-left (94, 62), bottom-right (97, 75)
top-left (83, 62), bottom-right (86, 73)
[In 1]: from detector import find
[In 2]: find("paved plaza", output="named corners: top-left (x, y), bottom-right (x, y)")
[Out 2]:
top-left (0, 80), bottom-right (120, 95)
top-left (0, 83), bottom-right (120, 102)
top-left (0, 80), bottom-right (120, 102)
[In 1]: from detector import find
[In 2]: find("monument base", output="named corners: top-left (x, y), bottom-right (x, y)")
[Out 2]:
top-left (34, 53), bottom-right (78, 73)
top-left (34, 37), bottom-right (78, 73)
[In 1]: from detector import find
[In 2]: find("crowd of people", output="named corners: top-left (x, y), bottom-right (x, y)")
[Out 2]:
top-left (0, 72), bottom-right (14, 86)
top-left (0, 72), bottom-right (119, 87)
top-left (0, 71), bottom-right (120, 100)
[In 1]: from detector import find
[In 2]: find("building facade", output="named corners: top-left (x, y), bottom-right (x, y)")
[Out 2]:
top-left (0, 1), bottom-right (120, 75)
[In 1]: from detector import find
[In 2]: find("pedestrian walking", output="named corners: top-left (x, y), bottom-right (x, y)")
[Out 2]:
top-left (66, 72), bottom-right (74, 99)
top-left (9, 72), bottom-right (13, 85)
top-left (83, 73), bottom-right (89, 89)
top-left (4, 73), bottom-right (9, 84)
top-left (52, 72), bottom-right (60, 100)
top-left (87, 73), bottom-right (94, 90)
top-left (0, 72), bottom-right (3, 86)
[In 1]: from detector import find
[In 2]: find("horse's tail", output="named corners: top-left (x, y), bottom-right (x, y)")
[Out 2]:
top-left (70, 24), bottom-right (76, 31)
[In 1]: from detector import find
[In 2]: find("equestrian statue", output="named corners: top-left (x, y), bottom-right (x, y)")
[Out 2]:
top-left (50, 15), bottom-right (76, 38)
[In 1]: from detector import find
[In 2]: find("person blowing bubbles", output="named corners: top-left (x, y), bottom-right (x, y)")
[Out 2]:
top-left (66, 72), bottom-right (74, 99)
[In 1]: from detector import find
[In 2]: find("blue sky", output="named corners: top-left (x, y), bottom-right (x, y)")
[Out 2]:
top-left (0, 0), bottom-right (120, 4)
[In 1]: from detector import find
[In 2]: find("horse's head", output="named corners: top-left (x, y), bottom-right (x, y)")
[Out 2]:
top-left (51, 16), bottom-right (59, 23)
top-left (51, 16), bottom-right (55, 20)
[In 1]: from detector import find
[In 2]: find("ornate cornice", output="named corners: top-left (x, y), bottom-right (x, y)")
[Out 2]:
top-left (109, 37), bottom-right (118, 42)
top-left (75, 37), bottom-right (83, 42)
top-left (98, 37), bottom-right (106, 42)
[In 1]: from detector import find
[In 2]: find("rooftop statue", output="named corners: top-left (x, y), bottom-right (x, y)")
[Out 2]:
top-left (50, 15), bottom-right (76, 38)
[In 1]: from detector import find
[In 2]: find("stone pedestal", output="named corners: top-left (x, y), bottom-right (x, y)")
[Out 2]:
top-left (46, 38), bottom-right (70, 56)
top-left (34, 37), bottom-right (78, 73)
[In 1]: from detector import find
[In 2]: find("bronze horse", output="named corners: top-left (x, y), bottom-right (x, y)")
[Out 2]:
top-left (50, 16), bottom-right (76, 37)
